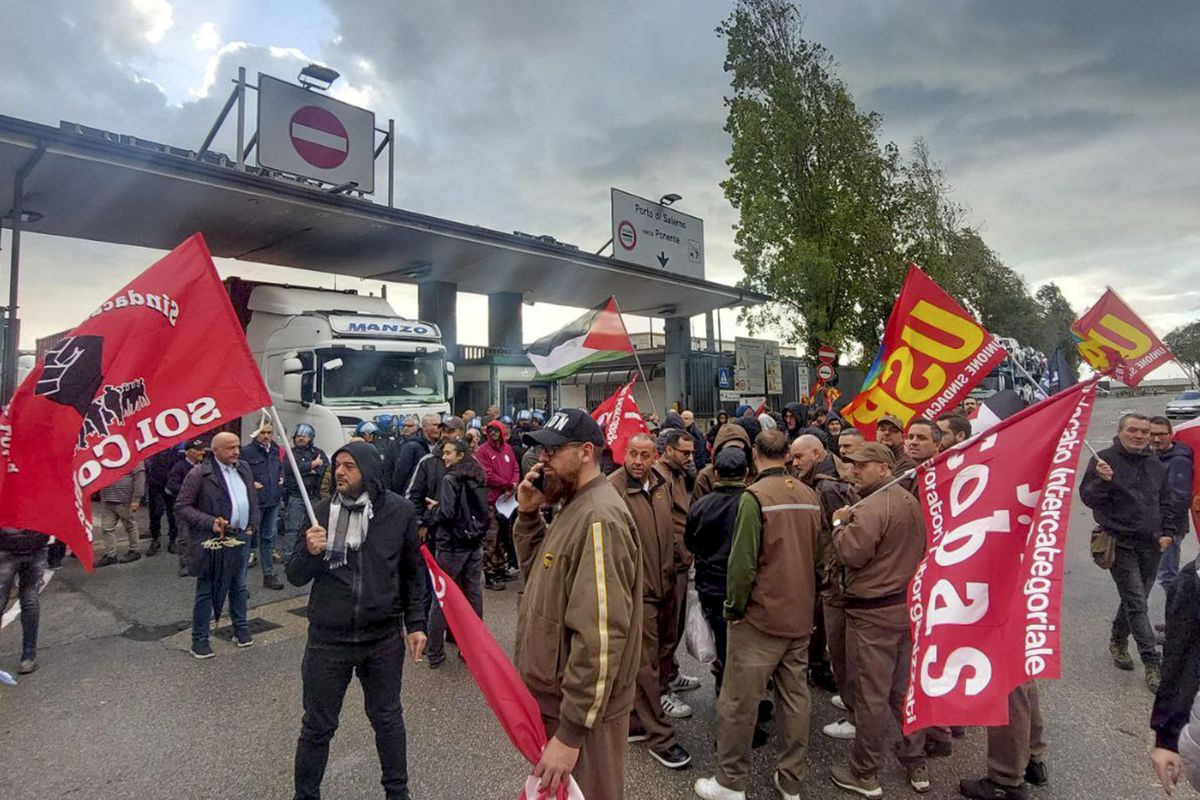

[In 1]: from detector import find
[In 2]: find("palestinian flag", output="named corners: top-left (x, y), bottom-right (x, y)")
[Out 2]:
top-left (526, 297), bottom-right (634, 380)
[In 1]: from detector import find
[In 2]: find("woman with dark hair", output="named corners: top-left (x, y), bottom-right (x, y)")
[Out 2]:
top-left (707, 411), bottom-right (730, 447)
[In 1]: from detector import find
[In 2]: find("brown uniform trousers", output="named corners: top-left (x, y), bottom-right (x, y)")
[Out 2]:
top-left (845, 603), bottom-right (926, 778)
top-left (716, 620), bottom-right (812, 794)
top-left (987, 682), bottom-right (1047, 787)
top-left (633, 599), bottom-right (679, 750)
top-left (543, 713), bottom-right (630, 800)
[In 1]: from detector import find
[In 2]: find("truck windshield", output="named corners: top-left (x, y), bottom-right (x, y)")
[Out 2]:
top-left (318, 349), bottom-right (445, 406)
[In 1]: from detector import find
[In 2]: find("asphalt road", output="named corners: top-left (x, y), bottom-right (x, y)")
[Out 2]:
top-left (0, 394), bottom-right (1191, 800)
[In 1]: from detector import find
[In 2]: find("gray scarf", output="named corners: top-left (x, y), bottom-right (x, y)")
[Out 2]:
top-left (325, 492), bottom-right (373, 569)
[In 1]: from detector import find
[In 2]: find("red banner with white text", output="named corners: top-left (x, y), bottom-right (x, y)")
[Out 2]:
top-left (0, 235), bottom-right (271, 570)
top-left (903, 379), bottom-right (1097, 733)
top-left (1071, 288), bottom-right (1173, 387)
top-left (591, 377), bottom-right (650, 464)
top-left (841, 264), bottom-right (1007, 440)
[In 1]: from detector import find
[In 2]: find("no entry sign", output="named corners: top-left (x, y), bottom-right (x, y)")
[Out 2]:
top-left (818, 345), bottom-right (836, 364)
top-left (257, 73), bottom-right (375, 192)
top-left (289, 106), bottom-right (349, 169)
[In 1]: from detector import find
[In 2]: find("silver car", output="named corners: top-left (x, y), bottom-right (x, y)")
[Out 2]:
top-left (1166, 390), bottom-right (1200, 419)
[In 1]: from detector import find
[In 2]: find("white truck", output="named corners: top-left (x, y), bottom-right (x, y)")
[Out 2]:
top-left (225, 277), bottom-right (455, 447)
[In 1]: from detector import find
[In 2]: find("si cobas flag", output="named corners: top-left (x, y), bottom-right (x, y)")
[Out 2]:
top-left (841, 264), bottom-right (1007, 440)
top-left (0, 234), bottom-right (271, 570)
top-left (526, 297), bottom-right (634, 381)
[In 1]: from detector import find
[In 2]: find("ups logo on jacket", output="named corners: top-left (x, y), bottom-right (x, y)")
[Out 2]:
top-left (542, 552), bottom-right (555, 570)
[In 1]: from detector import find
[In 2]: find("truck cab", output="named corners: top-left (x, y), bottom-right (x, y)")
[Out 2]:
top-left (226, 278), bottom-right (454, 448)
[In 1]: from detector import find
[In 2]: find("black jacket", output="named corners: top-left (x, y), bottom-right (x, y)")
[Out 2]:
top-left (146, 448), bottom-right (183, 490)
top-left (1081, 439), bottom-right (1176, 548)
top-left (784, 402), bottom-right (809, 442)
top-left (391, 435), bottom-right (435, 495)
top-left (166, 457), bottom-right (202, 496)
top-left (286, 441), bottom-right (427, 643)
top-left (241, 440), bottom-right (284, 508)
top-left (1159, 441), bottom-right (1195, 542)
top-left (284, 442), bottom-right (329, 500)
top-left (175, 456), bottom-right (261, 577)
top-left (686, 423), bottom-right (710, 471)
top-left (405, 444), bottom-right (448, 527)
top-left (432, 457), bottom-right (490, 552)
top-left (1152, 559), bottom-right (1200, 751)
top-left (684, 480), bottom-right (746, 600)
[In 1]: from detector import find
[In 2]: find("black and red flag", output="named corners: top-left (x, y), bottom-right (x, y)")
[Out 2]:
top-left (0, 234), bottom-right (271, 570)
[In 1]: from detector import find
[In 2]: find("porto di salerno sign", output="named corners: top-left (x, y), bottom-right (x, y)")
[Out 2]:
top-left (610, 188), bottom-right (704, 280)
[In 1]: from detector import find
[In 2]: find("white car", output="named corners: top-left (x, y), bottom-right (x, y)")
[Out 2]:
top-left (1166, 390), bottom-right (1200, 419)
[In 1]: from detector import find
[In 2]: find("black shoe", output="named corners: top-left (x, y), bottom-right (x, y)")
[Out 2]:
top-left (167, 541), bottom-right (178, 554)
top-left (147, 540), bottom-right (161, 557)
top-left (428, 657), bottom-right (444, 670)
top-left (809, 663), bottom-right (838, 693)
top-left (95, 553), bottom-right (119, 568)
top-left (263, 575), bottom-right (284, 590)
top-left (951, 726), bottom-right (966, 738)
top-left (649, 743), bottom-right (691, 769)
top-left (959, 777), bottom-right (1026, 800)
top-left (752, 723), bottom-right (770, 749)
top-left (235, 630), bottom-right (254, 648)
top-left (925, 738), bottom-right (953, 758)
top-left (191, 640), bottom-right (215, 659)
top-left (485, 577), bottom-right (506, 591)
top-left (118, 550), bottom-right (142, 564)
top-left (178, 565), bottom-right (189, 577)
top-left (1024, 760), bottom-right (1048, 786)
top-left (1155, 622), bottom-right (1167, 633)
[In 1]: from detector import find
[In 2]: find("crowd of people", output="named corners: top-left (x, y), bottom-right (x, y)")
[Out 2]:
top-left (2, 395), bottom-right (1198, 800)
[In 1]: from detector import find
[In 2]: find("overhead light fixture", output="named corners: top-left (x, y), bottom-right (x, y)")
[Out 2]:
top-left (298, 63), bottom-right (340, 91)
top-left (659, 193), bottom-right (682, 206)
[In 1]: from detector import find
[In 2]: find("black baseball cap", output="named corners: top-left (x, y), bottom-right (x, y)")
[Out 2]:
top-left (185, 438), bottom-right (209, 451)
top-left (522, 408), bottom-right (604, 449)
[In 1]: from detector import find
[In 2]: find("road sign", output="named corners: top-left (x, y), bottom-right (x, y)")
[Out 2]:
top-left (719, 389), bottom-right (741, 402)
top-left (717, 367), bottom-right (734, 390)
top-left (766, 342), bottom-right (783, 394)
top-left (257, 73), bottom-right (376, 192)
top-left (734, 337), bottom-right (767, 394)
top-left (818, 345), bottom-right (836, 365)
top-left (817, 364), bottom-right (834, 381)
top-left (610, 188), bottom-right (704, 279)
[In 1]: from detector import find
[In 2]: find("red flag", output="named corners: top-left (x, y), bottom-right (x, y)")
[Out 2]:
top-left (903, 379), bottom-right (1098, 733)
top-left (842, 264), bottom-right (1007, 440)
top-left (0, 234), bottom-right (271, 570)
top-left (1172, 416), bottom-right (1200, 541)
top-left (591, 377), bottom-right (650, 463)
top-left (1071, 287), bottom-right (1173, 387)
top-left (420, 546), bottom-right (582, 800)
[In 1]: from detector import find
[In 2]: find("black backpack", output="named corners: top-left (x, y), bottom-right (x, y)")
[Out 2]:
top-left (455, 478), bottom-right (491, 547)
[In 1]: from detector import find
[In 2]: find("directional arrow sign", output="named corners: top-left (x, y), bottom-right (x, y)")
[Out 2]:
top-left (657, 251), bottom-right (669, 268)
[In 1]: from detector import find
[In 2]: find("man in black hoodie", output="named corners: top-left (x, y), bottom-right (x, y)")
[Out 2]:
top-left (287, 441), bottom-right (428, 800)
top-left (1080, 412), bottom-right (1177, 692)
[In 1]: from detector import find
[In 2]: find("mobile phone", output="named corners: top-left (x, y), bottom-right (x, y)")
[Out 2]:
top-left (530, 468), bottom-right (546, 493)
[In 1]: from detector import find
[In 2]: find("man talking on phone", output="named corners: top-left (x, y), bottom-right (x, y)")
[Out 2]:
top-left (287, 440), bottom-right (428, 800)
top-left (514, 409), bottom-right (642, 800)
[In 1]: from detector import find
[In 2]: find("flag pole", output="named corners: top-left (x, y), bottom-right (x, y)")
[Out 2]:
top-left (611, 297), bottom-right (660, 420)
top-left (266, 406), bottom-right (319, 530)
top-left (1008, 355), bottom-right (1102, 459)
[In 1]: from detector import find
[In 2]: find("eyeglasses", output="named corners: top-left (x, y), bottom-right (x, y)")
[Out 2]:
top-left (543, 442), bottom-right (585, 457)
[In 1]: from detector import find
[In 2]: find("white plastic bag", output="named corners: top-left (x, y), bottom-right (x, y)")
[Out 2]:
top-left (684, 586), bottom-right (717, 664)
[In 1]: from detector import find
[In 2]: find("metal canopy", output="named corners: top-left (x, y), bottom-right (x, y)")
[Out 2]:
top-left (0, 114), bottom-right (765, 318)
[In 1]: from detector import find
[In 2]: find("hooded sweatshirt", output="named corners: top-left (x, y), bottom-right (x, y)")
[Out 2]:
top-left (692, 422), bottom-right (752, 501)
top-left (286, 441), bottom-right (427, 643)
top-left (432, 455), bottom-right (490, 552)
top-left (476, 420), bottom-right (521, 505)
top-left (784, 402), bottom-right (809, 442)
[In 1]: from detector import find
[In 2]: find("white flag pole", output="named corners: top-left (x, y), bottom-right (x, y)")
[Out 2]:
top-left (266, 406), bottom-right (319, 529)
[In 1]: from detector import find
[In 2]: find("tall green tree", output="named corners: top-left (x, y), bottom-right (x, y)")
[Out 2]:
top-left (719, 0), bottom-right (900, 356)
top-left (1165, 321), bottom-right (1200, 386)
top-left (1033, 283), bottom-right (1079, 366)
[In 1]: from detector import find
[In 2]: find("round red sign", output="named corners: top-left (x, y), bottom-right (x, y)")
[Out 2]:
top-left (289, 105), bottom-right (349, 169)
top-left (817, 363), bottom-right (835, 381)
top-left (818, 345), bottom-right (836, 364)
top-left (617, 220), bottom-right (637, 250)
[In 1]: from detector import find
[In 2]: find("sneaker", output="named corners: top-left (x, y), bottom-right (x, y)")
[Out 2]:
top-left (661, 692), bottom-right (693, 719)
top-left (925, 737), bottom-right (953, 758)
top-left (958, 777), bottom-right (1027, 800)
top-left (822, 718), bottom-right (856, 740)
top-left (178, 565), bottom-right (189, 577)
top-left (235, 631), bottom-right (254, 648)
top-left (248, 551), bottom-right (258, 568)
top-left (627, 731), bottom-right (649, 743)
top-left (504, 565), bottom-right (520, 579)
top-left (263, 575), bottom-right (284, 590)
top-left (118, 550), bottom-right (142, 564)
top-left (830, 764), bottom-right (882, 798)
top-left (167, 541), bottom-right (178, 554)
top-left (693, 776), bottom-right (745, 800)
top-left (650, 743), bottom-right (691, 769)
top-left (428, 658), bottom-right (443, 670)
top-left (1024, 760), bottom-right (1048, 787)
top-left (1146, 662), bottom-right (1162, 693)
top-left (1110, 640), bottom-right (1135, 671)
top-left (908, 764), bottom-right (931, 793)
top-left (272, 549), bottom-right (283, 563)
top-left (95, 553), bottom-right (119, 568)
top-left (147, 540), bottom-right (161, 557)
top-left (832, 694), bottom-right (848, 712)
top-left (17, 658), bottom-right (37, 675)
top-left (774, 772), bottom-right (800, 800)
top-left (191, 640), bottom-right (215, 659)
top-left (670, 673), bottom-right (702, 693)
top-left (485, 577), bottom-right (506, 591)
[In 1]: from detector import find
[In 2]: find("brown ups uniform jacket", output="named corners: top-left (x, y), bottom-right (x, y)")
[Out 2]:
top-left (659, 462), bottom-right (693, 571)
top-left (513, 475), bottom-right (643, 746)
top-left (832, 480), bottom-right (925, 606)
top-left (608, 466), bottom-right (675, 603)
top-left (692, 423), bottom-right (752, 501)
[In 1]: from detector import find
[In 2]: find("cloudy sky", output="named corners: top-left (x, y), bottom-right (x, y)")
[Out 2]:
top-left (3, 0), bottom-right (1198, 359)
